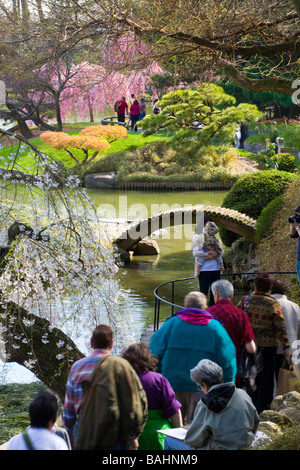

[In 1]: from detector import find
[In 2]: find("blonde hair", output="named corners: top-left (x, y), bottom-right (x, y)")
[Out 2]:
top-left (184, 291), bottom-right (207, 309)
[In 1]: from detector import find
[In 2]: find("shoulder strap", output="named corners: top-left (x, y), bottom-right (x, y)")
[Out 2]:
top-left (85, 354), bottom-right (110, 406)
top-left (22, 431), bottom-right (35, 450)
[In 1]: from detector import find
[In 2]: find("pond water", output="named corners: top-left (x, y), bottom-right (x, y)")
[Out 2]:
top-left (89, 189), bottom-right (228, 336)
top-left (0, 188), bottom-right (228, 383)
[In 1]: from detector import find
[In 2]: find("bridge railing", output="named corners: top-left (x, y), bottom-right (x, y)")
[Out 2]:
top-left (101, 116), bottom-right (127, 126)
top-left (153, 271), bottom-right (297, 331)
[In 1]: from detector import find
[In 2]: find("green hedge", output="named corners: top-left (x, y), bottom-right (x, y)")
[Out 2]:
top-left (255, 194), bottom-right (284, 241)
top-left (220, 170), bottom-right (299, 246)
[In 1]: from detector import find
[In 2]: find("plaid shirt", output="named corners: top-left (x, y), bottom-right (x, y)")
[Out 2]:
top-left (63, 349), bottom-right (108, 432)
top-left (207, 299), bottom-right (255, 366)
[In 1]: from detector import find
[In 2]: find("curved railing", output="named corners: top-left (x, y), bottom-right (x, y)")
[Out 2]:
top-left (153, 271), bottom-right (297, 331)
top-left (101, 116), bottom-right (127, 126)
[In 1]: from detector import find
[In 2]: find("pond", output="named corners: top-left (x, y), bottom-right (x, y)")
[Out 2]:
top-left (0, 188), bottom-right (228, 383)
top-left (89, 189), bottom-right (228, 336)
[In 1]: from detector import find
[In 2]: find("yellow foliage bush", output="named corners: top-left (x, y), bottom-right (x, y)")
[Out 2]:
top-left (80, 125), bottom-right (128, 142)
top-left (41, 131), bottom-right (110, 152)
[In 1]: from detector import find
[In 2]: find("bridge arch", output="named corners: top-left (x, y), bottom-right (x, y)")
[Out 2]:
top-left (114, 205), bottom-right (257, 252)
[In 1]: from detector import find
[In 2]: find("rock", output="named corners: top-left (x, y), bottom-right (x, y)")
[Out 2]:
top-left (259, 409), bottom-right (293, 427)
top-left (257, 421), bottom-right (283, 438)
top-left (280, 406), bottom-right (300, 425)
top-left (84, 172), bottom-right (116, 189)
top-left (133, 239), bottom-right (160, 256)
top-left (271, 391), bottom-right (300, 411)
top-left (116, 248), bottom-right (130, 263)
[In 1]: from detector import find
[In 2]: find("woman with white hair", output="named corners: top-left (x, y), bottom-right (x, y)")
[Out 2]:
top-left (164, 359), bottom-right (259, 450)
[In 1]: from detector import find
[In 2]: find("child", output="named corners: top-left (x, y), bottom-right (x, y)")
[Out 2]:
top-left (191, 221), bottom-right (224, 278)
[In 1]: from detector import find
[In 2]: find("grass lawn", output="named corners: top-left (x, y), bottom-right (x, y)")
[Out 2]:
top-left (0, 126), bottom-right (169, 173)
top-left (0, 382), bottom-right (45, 445)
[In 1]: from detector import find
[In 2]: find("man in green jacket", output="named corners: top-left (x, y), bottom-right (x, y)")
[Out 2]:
top-left (64, 324), bottom-right (148, 450)
top-left (149, 291), bottom-right (236, 424)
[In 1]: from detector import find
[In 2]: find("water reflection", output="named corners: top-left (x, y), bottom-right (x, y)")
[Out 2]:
top-left (85, 189), bottom-right (228, 340)
top-left (0, 189), bottom-right (228, 383)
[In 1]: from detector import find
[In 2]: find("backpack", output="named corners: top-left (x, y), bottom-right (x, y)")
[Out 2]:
top-left (153, 106), bottom-right (160, 115)
top-left (114, 101), bottom-right (119, 112)
top-left (75, 355), bottom-right (148, 450)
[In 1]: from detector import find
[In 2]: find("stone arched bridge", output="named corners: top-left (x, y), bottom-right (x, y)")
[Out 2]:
top-left (114, 205), bottom-right (257, 252)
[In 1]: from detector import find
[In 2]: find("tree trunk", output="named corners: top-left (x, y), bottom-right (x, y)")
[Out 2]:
top-left (16, 119), bottom-right (34, 139)
top-left (1, 301), bottom-right (84, 400)
top-left (88, 96), bottom-right (94, 123)
top-left (3, 104), bottom-right (34, 139)
top-left (54, 91), bottom-right (63, 131)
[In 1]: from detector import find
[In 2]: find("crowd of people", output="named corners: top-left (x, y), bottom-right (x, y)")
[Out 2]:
top-left (113, 94), bottom-right (159, 131)
top-left (5, 267), bottom-right (300, 450)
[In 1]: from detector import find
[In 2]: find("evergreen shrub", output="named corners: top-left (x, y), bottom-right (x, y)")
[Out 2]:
top-left (255, 194), bottom-right (284, 241)
top-left (220, 170), bottom-right (299, 246)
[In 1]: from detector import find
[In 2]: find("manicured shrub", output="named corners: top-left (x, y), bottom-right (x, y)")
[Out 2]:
top-left (276, 152), bottom-right (297, 172)
top-left (220, 170), bottom-right (299, 246)
top-left (255, 194), bottom-right (284, 241)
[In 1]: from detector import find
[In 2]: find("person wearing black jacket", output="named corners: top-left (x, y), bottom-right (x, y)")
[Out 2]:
top-left (289, 205), bottom-right (300, 285)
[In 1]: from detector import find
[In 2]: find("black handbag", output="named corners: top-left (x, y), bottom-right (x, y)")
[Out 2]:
top-left (236, 347), bottom-right (263, 394)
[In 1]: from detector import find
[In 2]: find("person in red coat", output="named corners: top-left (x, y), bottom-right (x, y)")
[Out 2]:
top-left (206, 279), bottom-right (256, 370)
top-left (113, 96), bottom-right (128, 123)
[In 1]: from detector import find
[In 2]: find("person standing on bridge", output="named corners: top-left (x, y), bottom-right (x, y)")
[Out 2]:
top-left (149, 291), bottom-right (236, 424)
top-left (192, 215), bottom-right (223, 306)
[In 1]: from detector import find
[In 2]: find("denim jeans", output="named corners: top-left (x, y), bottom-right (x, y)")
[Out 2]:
top-left (297, 260), bottom-right (300, 285)
top-left (164, 436), bottom-right (190, 450)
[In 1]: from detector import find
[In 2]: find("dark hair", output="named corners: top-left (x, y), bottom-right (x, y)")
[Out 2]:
top-left (254, 272), bottom-right (273, 293)
top-left (29, 389), bottom-right (60, 428)
top-left (204, 215), bottom-right (213, 225)
top-left (271, 279), bottom-right (288, 295)
top-left (91, 324), bottom-right (113, 349)
top-left (133, 99), bottom-right (139, 105)
top-left (122, 343), bottom-right (158, 374)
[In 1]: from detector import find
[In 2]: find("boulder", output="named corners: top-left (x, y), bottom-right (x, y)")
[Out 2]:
top-left (259, 409), bottom-right (293, 427)
top-left (84, 172), bottom-right (116, 189)
top-left (133, 239), bottom-right (160, 256)
top-left (280, 406), bottom-right (300, 425)
top-left (257, 421), bottom-right (283, 438)
top-left (271, 391), bottom-right (300, 411)
top-left (116, 248), bottom-right (130, 263)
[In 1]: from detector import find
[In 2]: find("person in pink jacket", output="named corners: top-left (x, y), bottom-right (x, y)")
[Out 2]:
top-left (130, 99), bottom-right (140, 131)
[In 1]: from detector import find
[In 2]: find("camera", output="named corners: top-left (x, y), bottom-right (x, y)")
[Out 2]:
top-left (288, 214), bottom-right (300, 224)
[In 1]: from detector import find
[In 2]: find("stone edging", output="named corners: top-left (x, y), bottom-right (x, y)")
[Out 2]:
top-left (116, 181), bottom-right (235, 190)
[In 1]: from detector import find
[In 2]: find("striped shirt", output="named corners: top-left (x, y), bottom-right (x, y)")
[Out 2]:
top-left (63, 349), bottom-right (108, 432)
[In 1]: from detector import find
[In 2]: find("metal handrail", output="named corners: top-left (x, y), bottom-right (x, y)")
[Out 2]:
top-left (153, 271), bottom-right (297, 331)
top-left (101, 116), bottom-right (127, 126)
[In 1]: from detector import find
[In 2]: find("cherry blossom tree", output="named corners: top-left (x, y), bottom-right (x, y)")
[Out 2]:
top-left (0, 131), bottom-right (135, 398)
top-left (57, 61), bottom-right (164, 123)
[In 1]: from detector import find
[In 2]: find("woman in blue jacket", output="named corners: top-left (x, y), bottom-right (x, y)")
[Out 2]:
top-left (149, 291), bottom-right (237, 424)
